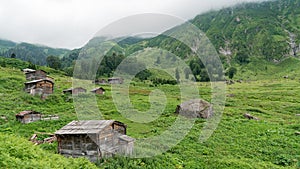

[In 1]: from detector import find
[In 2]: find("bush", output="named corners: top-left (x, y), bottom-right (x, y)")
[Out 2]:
top-left (0, 133), bottom-right (97, 169)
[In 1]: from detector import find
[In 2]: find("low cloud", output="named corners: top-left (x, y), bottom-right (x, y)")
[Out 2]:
top-left (0, 0), bottom-right (265, 49)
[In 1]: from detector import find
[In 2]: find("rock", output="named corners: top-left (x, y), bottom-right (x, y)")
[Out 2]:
top-left (283, 75), bottom-right (289, 79)
top-left (243, 113), bottom-right (259, 120)
top-left (175, 99), bottom-right (213, 119)
top-left (295, 132), bottom-right (300, 135)
top-left (296, 114), bottom-right (300, 116)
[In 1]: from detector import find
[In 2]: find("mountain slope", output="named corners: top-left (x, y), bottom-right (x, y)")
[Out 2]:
top-left (0, 40), bottom-right (69, 66)
top-left (192, 0), bottom-right (300, 63)
top-left (122, 0), bottom-right (300, 67)
top-left (0, 39), bottom-right (17, 53)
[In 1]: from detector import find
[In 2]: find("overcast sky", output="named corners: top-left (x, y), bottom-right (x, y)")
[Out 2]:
top-left (0, 0), bottom-right (264, 49)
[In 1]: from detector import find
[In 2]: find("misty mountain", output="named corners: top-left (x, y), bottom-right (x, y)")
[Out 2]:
top-left (2, 0), bottom-right (300, 78)
top-left (0, 40), bottom-right (69, 65)
top-left (123, 0), bottom-right (300, 66)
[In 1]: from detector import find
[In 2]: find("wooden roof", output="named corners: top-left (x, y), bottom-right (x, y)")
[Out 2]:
top-left (16, 110), bottom-right (41, 117)
top-left (91, 87), bottom-right (105, 92)
top-left (24, 78), bottom-right (54, 84)
top-left (25, 69), bottom-right (47, 74)
top-left (55, 120), bottom-right (118, 135)
top-left (119, 135), bottom-right (135, 142)
top-left (23, 68), bottom-right (35, 72)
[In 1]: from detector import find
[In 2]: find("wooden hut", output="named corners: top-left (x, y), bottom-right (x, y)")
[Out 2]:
top-left (25, 70), bottom-right (47, 81)
top-left (24, 79), bottom-right (54, 97)
top-left (108, 77), bottom-right (123, 84)
top-left (91, 87), bottom-right (105, 95)
top-left (175, 99), bottom-right (213, 119)
top-left (63, 87), bottom-right (86, 95)
top-left (55, 120), bottom-right (134, 162)
top-left (16, 111), bottom-right (42, 124)
top-left (93, 79), bottom-right (107, 85)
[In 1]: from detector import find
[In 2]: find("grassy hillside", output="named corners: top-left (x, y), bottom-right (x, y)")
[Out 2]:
top-left (0, 57), bottom-right (299, 168)
top-left (234, 57), bottom-right (300, 80)
top-left (0, 59), bottom-right (98, 168)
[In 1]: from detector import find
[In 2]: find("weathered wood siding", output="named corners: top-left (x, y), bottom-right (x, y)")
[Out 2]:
top-left (55, 120), bottom-right (134, 162)
top-left (25, 80), bottom-right (54, 96)
top-left (57, 134), bottom-right (101, 162)
top-left (118, 138), bottom-right (134, 155)
top-left (113, 122), bottom-right (126, 135)
top-left (36, 81), bottom-right (53, 94)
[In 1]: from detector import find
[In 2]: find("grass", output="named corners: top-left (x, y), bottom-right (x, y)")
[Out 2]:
top-left (235, 57), bottom-right (300, 80)
top-left (0, 58), bottom-right (299, 168)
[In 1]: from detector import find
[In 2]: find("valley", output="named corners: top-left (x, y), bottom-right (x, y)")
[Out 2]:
top-left (1, 0), bottom-right (300, 168)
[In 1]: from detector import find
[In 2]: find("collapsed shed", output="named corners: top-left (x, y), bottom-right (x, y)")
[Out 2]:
top-left (55, 120), bottom-right (134, 162)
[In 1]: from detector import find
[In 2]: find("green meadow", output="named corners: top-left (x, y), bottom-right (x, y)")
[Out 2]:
top-left (0, 58), bottom-right (299, 168)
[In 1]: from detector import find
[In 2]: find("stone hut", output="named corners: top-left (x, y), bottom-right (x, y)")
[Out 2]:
top-left (55, 120), bottom-right (134, 162)
top-left (175, 99), bottom-right (213, 119)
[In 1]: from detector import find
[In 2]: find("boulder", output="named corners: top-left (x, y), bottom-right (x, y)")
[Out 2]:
top-left (175, 99), bottom-right (213, 119)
